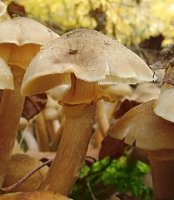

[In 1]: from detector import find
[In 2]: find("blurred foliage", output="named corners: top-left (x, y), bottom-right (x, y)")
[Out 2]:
top-left (70, 157), bottom-right (153, 200)
top-left (2, 0), bottom-right (174, 46)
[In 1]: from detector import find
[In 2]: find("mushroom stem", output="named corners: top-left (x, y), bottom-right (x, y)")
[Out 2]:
top-left (97, 100), bottom-right (118, 136)
top-left (35, 113), bottom-right (49, 151)
top-left (148, 153), bottom-right (174, 200)
top-left (0, 67), bottom-right (25, 187)
top-left (40, 103), bottom-right (96, 195)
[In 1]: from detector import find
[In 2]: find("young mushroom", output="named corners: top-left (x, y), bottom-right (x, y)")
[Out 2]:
top-left (109, 100), bottom-right (174, 200)
top-left (0, 16), bottom-right (59, 187)
top-left (0, 191), bottom-right (71, 200)
top-left (21, 29), bottom-right (154, 195)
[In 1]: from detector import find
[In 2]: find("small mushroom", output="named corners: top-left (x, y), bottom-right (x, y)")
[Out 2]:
top-left (21, 29), bottom-right (154, 195)
top-left (0, 16), bottom-right (59, 186)
top-left (0, 191), bottom-right (71, 200)
top-left (3, 153), bottom-right (49, 192)
top-left (109, 100), bottom-right (174, 200)
top-left (97, 84), bottom-right (133, 135)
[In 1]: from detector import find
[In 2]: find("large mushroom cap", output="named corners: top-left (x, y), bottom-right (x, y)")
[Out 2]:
top-left (21, 29), bottom-right (154, 96)
top-left (109, 100), bottom-right (174, 151)
top-left (0, 17), bottom-right (58, 46)
top-left (0, 57), bottom-right (14, 90)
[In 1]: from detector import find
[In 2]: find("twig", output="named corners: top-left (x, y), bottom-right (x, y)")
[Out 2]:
top-left (0, 159), bottom-right (52, 193)
top-left (87, 182), bottom-right (98, 200)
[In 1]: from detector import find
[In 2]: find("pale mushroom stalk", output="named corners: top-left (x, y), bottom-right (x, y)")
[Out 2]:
top-left (46, 121), bottom-right (60, 151)
top-left (0, 67), bottom-right (24, 186)
top-left (40, 75), bottom-right (100, 194)
top-left (46, 121), bottom-right (57, 142)
top-left (97, 100), bottom-right (118, 136)
top-left (41, 104), bottom-right (96, 194)
top-left (35, 112), bottom-right (49, 151)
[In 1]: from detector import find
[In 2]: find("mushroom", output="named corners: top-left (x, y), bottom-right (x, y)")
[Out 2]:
top-left (0, 191), bottom-right (71, 200)
top-left (154, 66), bottom-right (174, 122)
top-left (34, 112), bottom-right (50, 152)
top-left (0, 16), bottom-right (59, 186)
top-left (43, 95), bottom-right (64, 150)
top-left (132, 82), bottom-right (160, 103)
top-left (0, 57), bottom-right (13, 90)
top-left (21, 28), bottom-right (154, 195)
top-left (154, 86), bottom-right (174, 122)
top-left (97, 84), bottom-right (133, 135)
top-left (109, 100), bottom-right (174, 200)
top-left (3, 153), bottom-right (49, 192)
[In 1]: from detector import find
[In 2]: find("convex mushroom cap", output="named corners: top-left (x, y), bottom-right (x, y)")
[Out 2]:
top-left (0, 16), bottom-right (59, 69)
top-left (0, 57), bottom-right (13, 90)
top-left (21, 28), bottom-right (154, 100)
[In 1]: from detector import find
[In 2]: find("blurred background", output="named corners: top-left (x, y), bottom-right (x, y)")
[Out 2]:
top-left (1, 1), bottom-right (174, 199)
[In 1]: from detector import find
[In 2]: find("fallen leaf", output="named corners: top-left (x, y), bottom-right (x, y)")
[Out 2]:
top-left (99, 135), bottom-right (125, 160)
top-left (22, 93), bottom-right (47, 120)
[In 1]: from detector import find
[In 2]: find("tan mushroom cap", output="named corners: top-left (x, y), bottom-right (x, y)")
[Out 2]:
top-left (109, 100), bottom-right (174, 151)
top-left (100, 84), bottom-right (132, 100)
top-left (0, 57), bottom-right (14, 90)
top-left (21, 29), bottom-right (154, 96)
top-left (132, 82), bottom-right (160, 103)
top-left (0, 17), bottom-right (59, 69)
top-left (0, 191), bottom-right (71, 200)
top-left (154, 86), bottom-right (174, 123)
top-left (0, 1), bottom-right (7, 17)
top-left (0, 17), bottom-right (58, 46)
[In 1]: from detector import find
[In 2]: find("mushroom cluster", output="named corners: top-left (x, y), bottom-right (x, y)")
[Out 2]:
top-left (0, 16), bottom-right (61, 198)
top-left (109, 100), bottom-right (174, 200)
top-left (0, 11), bottom-right (156, 199)
top-left (21, 28), bottom-right (154, 195)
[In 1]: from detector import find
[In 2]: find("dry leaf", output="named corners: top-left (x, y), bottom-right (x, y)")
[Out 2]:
top-left (99, 135), bottom-right (125, 159)
top-left (164, 66), bottom-right (174, 86)
top-left (151, 44), bottom-right (174, 69)
top-left (22, 93), bottom-right (47, 120)
top-left (113, 99), bottom-right (140, 120)
top-left (7, 1), bottom-right (27, 18)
